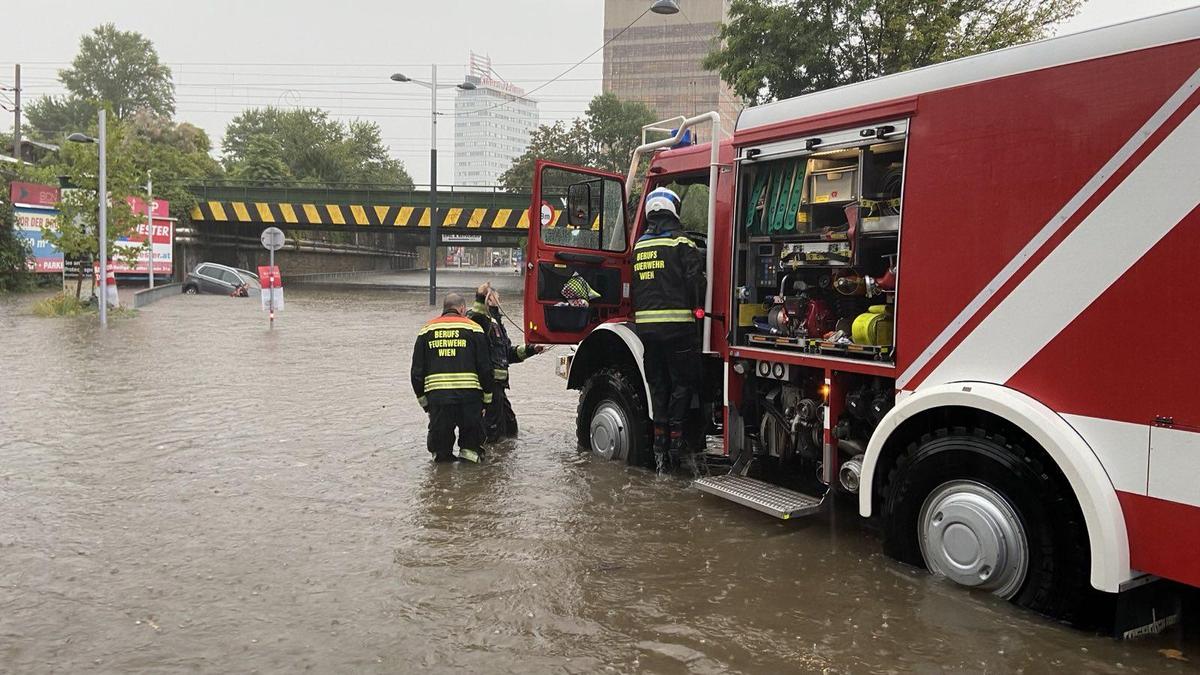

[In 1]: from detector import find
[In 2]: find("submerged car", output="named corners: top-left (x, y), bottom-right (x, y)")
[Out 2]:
top-left (182, 262), bottom-right (260, 296)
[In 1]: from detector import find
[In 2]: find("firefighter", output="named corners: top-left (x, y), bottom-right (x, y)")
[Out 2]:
top-left (411, 292), bottom-right (494, 463)
top-left (631, 187), bottom-right (706, 476)
top-left (467, 282), bottom-right (544, 442)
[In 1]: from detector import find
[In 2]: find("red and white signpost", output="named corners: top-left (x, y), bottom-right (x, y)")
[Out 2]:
top-left (260, 227), bottom-right (286, 328)
top-left (93, 261), bottom-right (119, 308)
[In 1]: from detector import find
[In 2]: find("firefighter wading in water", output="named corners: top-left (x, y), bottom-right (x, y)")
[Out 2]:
top-left (411, 293), bottom-right (494, 463)
top-left (632, 187), bottom-right (706, 476)
top-left (467, 283), bottom-right (544, 442)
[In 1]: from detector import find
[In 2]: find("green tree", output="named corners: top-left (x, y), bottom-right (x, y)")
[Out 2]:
top-left (25, 24), bottom-right (175, 139)
top-left (23, 96), bottom-right (99, 141)
top-left (221, 107), bottom-right (414, 188)
top-left (230, 135), bottom-right (293, 184)
top-left (705, 0), bottom-right (1082, 104)
top-left (60, 23), bottom-right (174, 118)
top-left (123, 109), bottom-right (223, 215)
top-left (499, 93), bottom-right (657, 190)
top-left (41, 115), bottom-right (141, 299)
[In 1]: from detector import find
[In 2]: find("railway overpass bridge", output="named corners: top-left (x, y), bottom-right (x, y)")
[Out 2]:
top-left (187, 183), bottom-right (542, 247)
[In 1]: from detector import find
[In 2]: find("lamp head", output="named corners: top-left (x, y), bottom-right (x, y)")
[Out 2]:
top-left (457, 81), bottom-right (477, 91)
top-left (67, 132), bottom-right (95, 143)
top-left (390, 73), bottom-right (411, 83)
top-left (651, 0), bottom-right (680, 15)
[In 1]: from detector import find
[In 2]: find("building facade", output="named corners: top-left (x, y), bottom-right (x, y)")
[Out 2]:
top-left (454, 54), bottom-right (539, 187)
top-left (602, 0), bottom-right (742, 141)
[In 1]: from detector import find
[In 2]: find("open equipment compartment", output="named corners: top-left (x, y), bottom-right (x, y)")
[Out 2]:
top-left (732, 121), bottom-right (905, 362)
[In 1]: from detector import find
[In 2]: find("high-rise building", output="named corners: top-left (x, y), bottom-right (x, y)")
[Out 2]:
top-left (454, 53), bottom-right (540, 186)
top-left (603, 0), bottom-right (742, 142)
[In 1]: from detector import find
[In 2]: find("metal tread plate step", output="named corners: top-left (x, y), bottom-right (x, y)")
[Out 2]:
top-left (693, 474), bottom-right (824, 520)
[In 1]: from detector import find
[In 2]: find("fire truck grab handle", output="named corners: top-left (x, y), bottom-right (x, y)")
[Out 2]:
top-left (554, 251), bottom-right (606, 265)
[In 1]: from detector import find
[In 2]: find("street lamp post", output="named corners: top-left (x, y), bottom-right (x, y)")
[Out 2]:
top-left (390, 68), bottom-right (476, 305)
top-left (67, 109), bottom-right (108, 327)
top-left (146, 171), bottom-right (154, 290)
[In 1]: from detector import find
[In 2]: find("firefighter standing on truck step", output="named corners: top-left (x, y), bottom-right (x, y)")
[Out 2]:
top-left (632, 187), bottom-right (706, 477)
top-left (467, 282), bottom-right (544, 442)
top-left (411, 292), bottom-right (494, 463)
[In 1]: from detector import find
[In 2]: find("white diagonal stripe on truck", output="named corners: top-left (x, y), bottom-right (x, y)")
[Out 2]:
top-left (896, 67), bottom-right (1200, 390)
top-left (922, 100), bottom-right (1200, 387)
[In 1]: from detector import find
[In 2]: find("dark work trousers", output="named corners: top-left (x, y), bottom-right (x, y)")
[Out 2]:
top-left (640, 329), bottom-right (701, 431)
top-left (427, 399), bottom-right (484, 461)
top-left (483, 383), bottom-right (518, 442)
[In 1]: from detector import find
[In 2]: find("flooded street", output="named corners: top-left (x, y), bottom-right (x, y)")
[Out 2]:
top-left (1, 284), bottom-right (1197, 673)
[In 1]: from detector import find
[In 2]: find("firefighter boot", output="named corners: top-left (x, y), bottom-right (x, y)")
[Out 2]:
top-left (672, 434), bottom-right (703, 479)
top-left (653, 425), bottom-right (669, 476)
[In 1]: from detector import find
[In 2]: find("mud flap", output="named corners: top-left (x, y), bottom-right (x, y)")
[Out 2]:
top-left (1112, 575), bottom-right (1182, 639)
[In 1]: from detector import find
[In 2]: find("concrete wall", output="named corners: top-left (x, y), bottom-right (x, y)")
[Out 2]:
top-left (174, 228), bottom-right (417, 280)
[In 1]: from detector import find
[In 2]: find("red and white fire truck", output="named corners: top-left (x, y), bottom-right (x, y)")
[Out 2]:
top-left (523, 8), bottom-right (1200, 627)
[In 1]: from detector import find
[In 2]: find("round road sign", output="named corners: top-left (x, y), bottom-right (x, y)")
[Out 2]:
top-left (260, 226), bottom-right (286, 251)
top-left (539, 201), bottom-right (555, 227)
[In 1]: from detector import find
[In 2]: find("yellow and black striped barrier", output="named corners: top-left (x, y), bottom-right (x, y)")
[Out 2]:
top-left (190, 201), bottom-right (557, 230)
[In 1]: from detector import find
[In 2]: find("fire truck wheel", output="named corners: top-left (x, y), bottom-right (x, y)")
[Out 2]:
top-left (881, 426), bottom-right (1090, 622)
top-left (576, 367), bottom-right (651, 468)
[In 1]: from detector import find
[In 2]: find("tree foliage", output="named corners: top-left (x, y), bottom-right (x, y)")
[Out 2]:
top-left (26, 24), bottom-right (175, 139)
top-left (58, 23), bottom-right (175, 119)
top-left (33, 112), bottom-right (141, 297)
top-left (221, 107), bottom-right (414, 188)
top-left (499, 93), bottom-right (658, 191)
top-left (704, 0), bottom-right (1083, 104)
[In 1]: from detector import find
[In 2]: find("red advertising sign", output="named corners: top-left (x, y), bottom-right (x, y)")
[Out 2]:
top-left (9, 181), bottom-right (60, 208)
top-left (114, 196), bottom-right (174, 275)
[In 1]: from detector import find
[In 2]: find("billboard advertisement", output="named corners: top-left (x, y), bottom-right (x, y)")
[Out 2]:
top-left (11, 182), bottom-right (63, 273)
top-left (6, 182), bottom-right (174, 275)
top-left (116, 196), bottom-right (174, 275)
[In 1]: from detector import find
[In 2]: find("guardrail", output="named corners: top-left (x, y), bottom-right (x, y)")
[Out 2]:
top-left (133, 283), bottom-right (181, 308)
top-left (284, 270), bottom-right (393, 283)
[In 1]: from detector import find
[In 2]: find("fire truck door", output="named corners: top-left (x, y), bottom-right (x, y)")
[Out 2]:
top-left (523, 160), bottom-right (631, 344)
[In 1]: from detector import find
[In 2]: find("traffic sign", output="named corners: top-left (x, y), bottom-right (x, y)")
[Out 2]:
top-left (260, 226), bottom-right (285, 251)
top-left (539, 201), bottom-right (555, 227)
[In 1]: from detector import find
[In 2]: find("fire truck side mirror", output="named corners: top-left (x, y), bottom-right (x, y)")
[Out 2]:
top-left (567, 181), bottom-right (597, 227)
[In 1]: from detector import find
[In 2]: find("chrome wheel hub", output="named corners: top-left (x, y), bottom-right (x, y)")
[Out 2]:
top-left (918, 480), bottom-right (1028, 599)
top-left (590, 401), bottom-right (629, 461)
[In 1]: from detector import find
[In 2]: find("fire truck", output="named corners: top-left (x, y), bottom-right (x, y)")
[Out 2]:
top-left (523, 9), bottom-right (1200, 627)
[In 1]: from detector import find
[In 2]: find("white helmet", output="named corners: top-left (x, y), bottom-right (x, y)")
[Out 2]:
top-left (644, 187), bottom-right (681, 218)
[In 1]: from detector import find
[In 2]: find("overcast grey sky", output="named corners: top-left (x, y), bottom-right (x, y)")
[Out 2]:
top-left (2, 0), bottom-right (1196, 183)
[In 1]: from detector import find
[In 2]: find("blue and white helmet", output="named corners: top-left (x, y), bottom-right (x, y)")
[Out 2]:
top-left (644, 187), bottom-right (681, 218)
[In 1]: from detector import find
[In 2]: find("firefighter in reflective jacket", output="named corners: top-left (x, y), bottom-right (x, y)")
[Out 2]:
top-left (631, 187), bottom-right (706, 476)
top-left (467, 283), bottom-right (544, 442)
top-left (411, 292), bottom-right (495, 463)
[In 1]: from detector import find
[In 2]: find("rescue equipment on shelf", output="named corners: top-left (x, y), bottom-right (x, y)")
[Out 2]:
top-left (851, 304), bottom-right (894, 346)
top-left (745, 158), bottom-right (810, 235)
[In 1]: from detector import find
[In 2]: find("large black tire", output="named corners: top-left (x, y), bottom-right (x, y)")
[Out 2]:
top-left (182, 284), bottom-right (199, 295)
top-left (881, 426), bottom-right (1092, 623)
top-left (576, 367), bottom-right (651, 468)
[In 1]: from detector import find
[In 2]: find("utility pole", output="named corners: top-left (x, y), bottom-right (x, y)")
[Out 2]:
top-left (12, 64), bottom-right (20, 161)
top-left (429, 63), bottom-right (439, 306)
top-left (145, 172), bottom-right (155, 289)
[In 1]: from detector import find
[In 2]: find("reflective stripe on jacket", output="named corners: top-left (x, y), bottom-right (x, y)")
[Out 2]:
top-left (411, 312), bottom-right (494, 406)
top-left (631, 229), bottom-right (705, 332)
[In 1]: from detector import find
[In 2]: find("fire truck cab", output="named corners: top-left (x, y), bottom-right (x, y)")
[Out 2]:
top-left (523, 8), bottom-right (1200, 629)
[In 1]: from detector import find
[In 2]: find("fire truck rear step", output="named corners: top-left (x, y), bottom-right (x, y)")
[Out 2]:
top-left (693, 474), bottom-right (825, 520)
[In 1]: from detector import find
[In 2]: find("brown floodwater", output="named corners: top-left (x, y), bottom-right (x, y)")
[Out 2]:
top-left (1, 282), bottom-right (1197, 673)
